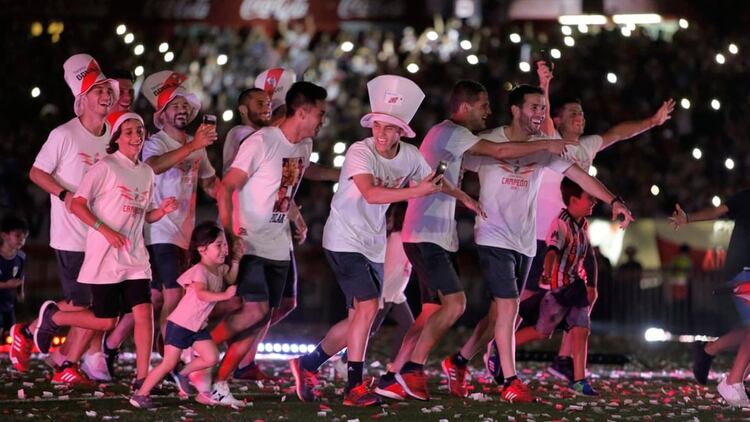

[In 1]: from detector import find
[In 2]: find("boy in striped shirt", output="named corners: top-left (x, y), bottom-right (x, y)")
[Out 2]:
top-left (514, 177), bottom-right (598, 396)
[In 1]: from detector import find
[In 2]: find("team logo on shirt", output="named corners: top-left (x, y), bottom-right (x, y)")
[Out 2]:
top-left (270, 157), bottom-right (306, 223)
top-left (175, 158), bottom-right (199, 185)
top-left (118, 185), bottom-right (149, 215)
top-left (373, 175), bottom-right (407, 189)
top-left (78, 152), bottom-right (102, 167)
top-left (498, 160), bottom-right (536, 190)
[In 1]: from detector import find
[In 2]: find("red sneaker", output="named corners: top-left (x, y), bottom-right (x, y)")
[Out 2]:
top-left (289, 357), bottom-right (318, 402)
top-left (501, 378), bottom-right (535, 403)
top-left (396, 371), bottom-right (430, 401)
top-left (10, 324), bottom-right (33, 373)
top-left (441, 356), bottom-right (469, 398)
top-left (234, 362), bottom-right (273, 381)
top-left (374, 377), bottom-right (407, 400)
top-left (343, 381), bottom-right (382, 407)
top-left (52, 363), bottom-right (95, 387)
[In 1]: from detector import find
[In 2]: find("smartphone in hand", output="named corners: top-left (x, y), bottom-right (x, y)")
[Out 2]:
top-left (203, 114), bottom-right (217, 126)
top-left (435, 160), bottom-right (448, 177)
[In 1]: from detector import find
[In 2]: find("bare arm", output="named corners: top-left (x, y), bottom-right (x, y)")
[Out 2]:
top-left (541, 248), bottom-right (560, 281)
top-left (599, 99), bottom-right (675, 150)
top-left (199, 176), bottom-right (219, 199)
top-left (145, 124), bottom-right (216, 174)
top-left (29, 166), bottom-right (74, 210)
top-left (0, 279), bottom-right (23, 289)
top-left (217, 169), bottom-right (248, 237)
top-left (288, 201), bottom-right (307, 245)
top-left (536, 60), bottom-right (556, 137)
top-left (70, 196), bottom-right (127, 248)
top-left (193, 282), bottom-right (237, 302)
top-left (668, 203), bottom-right (728, 230)
top-left (468, 138), bottom-right (575, 161)
top-left (351, 172), bottom-right (442, 205)
top-left (304, 163), bottom-right (340, 182)
top-left (440, 179), bottom-right (485, 218)
top-left (563, 164), bottom-right (634, 228)
top-left (145, 197), bottom-right (178, 223)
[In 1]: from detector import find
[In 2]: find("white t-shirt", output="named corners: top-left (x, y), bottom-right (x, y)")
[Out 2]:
top-left (382, 231), bottom-right (411, 304)
top-left (230, 127), bottom-right (312, 261)
top-left (32, 118), bottom-right (111, 252)
top-left (463, 126), bottom-right (572, 257)
top-left (168, 263), bottom-right (225, 332)
top-left (142, 131), bottom-right (216, 249)
top-left (535, 134), bottom-right (603, 240)
top-left (75, 152), bottom-right (155, 284)
top-left (323, 138), bottom-right (432, 262)
top-left (222, 125), bottom-right (257, 175)
top-left (402, 120), bottom-right (481, 252)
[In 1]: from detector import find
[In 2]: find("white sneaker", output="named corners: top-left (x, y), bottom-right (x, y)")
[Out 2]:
top-left (196, 391), bottom-right (219, 406)
top-left (210, 381), bottom-right (245, 408)
top-left (718, 377), bottom-right (750, 407)
top-left (81, 352), bottom-right (112, 382)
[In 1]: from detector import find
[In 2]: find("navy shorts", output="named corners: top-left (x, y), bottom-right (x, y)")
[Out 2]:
top-left (477, 245), bottom-right (532, 299)
top-left (236, 254), bottom-right (290, 308)
top-left (148, 244), bottom-right (189, 291)
top-left (403, 242), bottom-right (462, 305)
top-left (324, 250), bottom-right (383, 309)
top-left (54, 249), bottom-right (91, 307)
top-left (164, 320), bottom-right (211, 349)
top-left (282, 249), bottom-right (297, 299)
top-left (90, 279), bottom-right (151, 319)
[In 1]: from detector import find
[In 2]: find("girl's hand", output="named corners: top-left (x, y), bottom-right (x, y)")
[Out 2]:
top-left (224, 284), bottom-right (237, 299)
top-left (160, 196), bottom-right (178, 214)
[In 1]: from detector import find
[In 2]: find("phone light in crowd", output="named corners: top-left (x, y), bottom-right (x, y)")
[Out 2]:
top-left (606, 72), bottom-right (617, 84)
top-left (340, 41), bottom-right (354, 52)
top-left (612, 14), bottom-right (662, 25)
top-left (650, 185), bottom-right (660, 196)
top-left (133, 44), bottom-right (144, 56)
top-left (460, 40), bottom-right (472, 50)
top-left (550, 48), bottom-right (561, 59)
top-left (644, 327), bottom-right (670, 342)
top-left (466, 54), bottom-right (479, 65)
top-left (725, 158), bottom-right (735, 170)
top-left (124, 33), bottom-right (134, 44)
top-left (310, 152), bottom-right (320, 163)
top-left (333, 142), bottom-right (347, 154)
top-left (164, 51), bottom-right (174, 63)
top-left (518, 61), bottom-right (531, 72)
top-left (134, 66), bottom-right (144, 77)
top-left (406, 63), bottom-right (419, 74)
top-left (729, 43), bottom-right (739, 54)
top-left (712, 196), bottom-right (722, 207)
top-left (31, 87), bottom-right (41, 98)
top-left (509, 33), bottom-right (521, 44)
top-left (715, 53), bottom-right (725, 64)
top-left (158, 42), bottom-right (169, 53)
top-left (426, 30), bottom-right (439, 41)
top-left (711, 99), bottom-right (721, 110)
top-left (588, 166), bottom-right (597, 177)
top-left (216, 54), bottom-right (228, 66)
top-left (561, 25), bottom-right (572, 36)
top-left (222, 110), bottom-right (233, 122)
top-left (333, 155), bottom-right (345, 168)
top-left (620, 27), bottom-right (632, 37)
top-left (680, 98), bottom-right (691, 109)
top-left (692, 147), bottom-right (702, 160)
top-left (564, 36), bottom-right (575, 47)
top-left (679, 18), bottom-right (689, 29)
top-left (116, 24), bottom-right (126, 36)
top-left (578, 24), bottom-right (588, 33)
top-left (332, 183), bottom-right (339, 193)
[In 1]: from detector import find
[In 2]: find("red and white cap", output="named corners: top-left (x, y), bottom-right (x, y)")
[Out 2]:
top-left (141, 71), bottom-right (201, 129)
top-left (360, 75), bottom-right (425, 138)
top-left (106, 111), bottom-right (144, 134)
top-left (63, 53), bottom-right (120, 117)
top-left (255, 68), bottom-right (297, 112)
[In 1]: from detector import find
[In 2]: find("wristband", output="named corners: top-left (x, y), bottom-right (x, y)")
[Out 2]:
top-left (58, 189), bottom-right (69, 201)
top-left (93, 219), bottom-right (103, 230)
top-left (610, 196), bottom-right (624, 206)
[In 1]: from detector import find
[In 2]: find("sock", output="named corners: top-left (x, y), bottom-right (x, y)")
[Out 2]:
top-left (451, 351), bottom-right (469, 367)
top-left (299, 344), bottom-right (331, 372)
top-left (503, 375), bottom-right (518, 387)
top-left (347, 361), bottom-right (364, 391)
top-left (493, 374), bottom-right (504, 385)
top-left (573, 378), bottom-right (585, 384)
top-left (401, 361), bottom-right (424, 373)
top-left (21, 324), bottom-right (33, 339)
top-left (381, 371), bottom-right (396, 382)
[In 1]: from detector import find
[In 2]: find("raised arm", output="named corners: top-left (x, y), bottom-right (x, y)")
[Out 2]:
top-left (599, 99), bottom-right (675, 150)
top-left (145, 124), bottom-right (216, 174)
top-left (668, 203), bottom-right (728, 231)
top-left (563, 164), bottom-right (634, 229)
top-left (468, 138), bottom-right (575, 161)
top-left (536, 60), bottom-right (556, 137)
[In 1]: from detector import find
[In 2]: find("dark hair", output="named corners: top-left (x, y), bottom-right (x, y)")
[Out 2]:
top-left (561, 177), bottom-right (584, 206)
top-left (189, 221), bottom-right (224, 264)
top-left (508, 84), bottom-right (544, 113)
top-left (106, 128), bottom-right (122, 154)
top-left (108, 69), bottom-right (135, 83)
top-left (448, 80), bottom-right (487, 115)
top-left (551, 97), bottom-right (582, 119)
top-left (238, 87), bottom-right (266, 107)
top-left (0, 216), bottom-right (28, 234)
top-left (285, 81), bottom-right (327, 117)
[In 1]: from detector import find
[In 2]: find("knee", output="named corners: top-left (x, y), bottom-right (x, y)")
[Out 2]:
top-left (206, 348), bottom-right (220, 366)
top-left (443, 294), bottom-right (466, 320)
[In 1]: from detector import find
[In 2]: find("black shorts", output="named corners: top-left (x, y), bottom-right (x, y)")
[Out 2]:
top-left (477, 245), bottom-right (532, 299)
top-left (524, 240), bottom-right (548, 293)
top-left (583, 246), bottom-right (598, 288)
top-left (236, 254), bottom-right (290, 308)
top-left (403, 242), bottom-right (462, 305)
top-left (325, 250), bottom-right (383, 309)
top-left (0, 309), bottom-right (15, 331)
top-left (282, 249), bottom-right (297, 300)
top-left (147, 244), bottom-right (189, 291)
top-left (89, 279), bottom-right (151, 319)
top-left (164, 320), bottom-right (211, 349)
top-left (55, 249), bottom-right (91, 307)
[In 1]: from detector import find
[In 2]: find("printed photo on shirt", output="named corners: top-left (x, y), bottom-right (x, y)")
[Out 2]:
top-left (271, 157), bottom-right (305, 221)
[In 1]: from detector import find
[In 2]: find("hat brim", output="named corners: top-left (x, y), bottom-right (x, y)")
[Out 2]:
top-left (360, 113), bottom-right (415, 138)
top-left (153, 92), bottom-right (201, 129)
top-left (73, 79), bottom-right (121, 117)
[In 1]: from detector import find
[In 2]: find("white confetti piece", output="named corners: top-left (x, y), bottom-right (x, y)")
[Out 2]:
top-left (17, 389), bottom-right (25, 399)
top-left (42, 391), bottom-right (53, 398)
top-left (86, 411), bottom-right (97, 417)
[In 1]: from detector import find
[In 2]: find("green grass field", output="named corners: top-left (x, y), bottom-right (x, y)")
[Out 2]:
top-left (2, 326), bottom-right (748, 421)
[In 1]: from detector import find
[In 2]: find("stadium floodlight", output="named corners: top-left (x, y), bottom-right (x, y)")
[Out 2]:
top-left (509, 33), bottom-right (521, 43)
top-left (729, 43), bottom-right (739, 55)
top-left (518, 62), bottom-right (530, 72)
top-left (644, 327), bottom-right (670, 342)
top-left (692, 147), bottom-right (702, 159)
top-left (558, 15), bottom-right (607, 25)
top-left (678, 18), bottom-right (689, 29)
top-left (116, 24), bottom-right (127, 35)
top-left (564, 36), bottom-right (575, 47)
top-left (158, 42), bottom-right (169, 53)
top-left (612, 14), bottom-right (662, 25)
top-left (134, 66), bottom-right (144, 77)
top-left (31, 87), bottom-right (40, 98)
top-left (680, 98), bottom-right (691, 109)
top-left (550, 48), bottom-right (561, 59)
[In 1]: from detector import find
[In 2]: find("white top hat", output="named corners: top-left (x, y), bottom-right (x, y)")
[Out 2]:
top-left (255, 68), bottom-right (297, 112)
top-left (106, 111), bottom-right (144, 134)
top-left (63, 54), bottom-right (120, 117)
top-left (141, 71), bottom-right (201, 129)
top-left (360, 75), bottom-right (425, 138)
